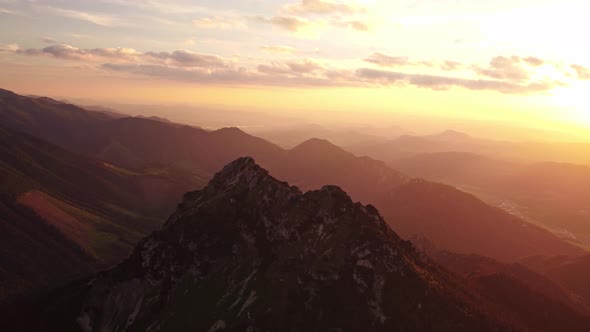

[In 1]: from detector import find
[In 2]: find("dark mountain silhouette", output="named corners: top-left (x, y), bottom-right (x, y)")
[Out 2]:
top-left (27, 158), bottom-right (507, 332)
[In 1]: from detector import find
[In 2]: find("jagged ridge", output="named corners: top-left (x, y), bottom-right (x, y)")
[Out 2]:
top-left (42, 157), bottom-right (503, 332)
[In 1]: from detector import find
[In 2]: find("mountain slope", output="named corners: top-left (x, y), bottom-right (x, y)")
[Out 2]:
top-left (0, 88), bottom-right (114, 152)
top-left (379, 180), bottom-right (583, 261)
top-left (0, 196), bottom-right (96, 306)
top-left (411, 236), bottom-right (590, 330)
top-left (391, 152), bottom-right (590, 248)
top-left (34, 158), bottom-right (505, 332)
top-left (522, 255), bottom-right (590, 307)
top-left (0, 126), bottom-right (199, 304)
top-left (0, 89), bottom-right (283, 180)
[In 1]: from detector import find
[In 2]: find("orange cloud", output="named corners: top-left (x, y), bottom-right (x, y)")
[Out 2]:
top-left (284, 0), bottom-right (366, 15)
top-left (571, 64), bottom-right (590, 80)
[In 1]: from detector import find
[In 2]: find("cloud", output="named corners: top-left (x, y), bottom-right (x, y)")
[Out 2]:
top-left (364, 53), bottom-right (443, 68)
top-left (260, 45), bottom-right (296, 54)
top-left (347, 20), bottom-right (370, 31)
top-left (0, 44), bottom-right (20, 53)
top-left (192, 16), bottom-right (246, 30)
top-left (356, 68), bottom-right (559, 94)
top-left (571, 64), bottom-right (590, 80)
top-left (101, 62), bottom-right (340, 87)
top-left (255, 15), bottom-right (316, 32)
top-left (144, 50), bottom-right (227, 68)
top-left (3, 42), bottom-right (570, 95)
top-left (7, 44), bottom-right (227, 68)
top-left (255, 15), bottom-right (370, 34)
top-left (284, 0), bottom-right (366, 15)
top-left (255, 0), bottom-right (372, 35)
top-left (257, 59), bottom-right (323, 75)
top-left (12, 44), bottom-right (142, 62)
top-left (365, 53), bottom-right (411, 67)
top-left (524, 56), bottom-right (544, 67)
top-left (474, 56), bottom-right (532, 82)
top-left (99, 57), bottom-right (558, 94)
top-left (101, 63), bottom-right (253, 84)
top-left (330, 17), bottom-right (371, 31)
top-left (441, 61), bottom-right (463, 71)
top-left (41, 37), bottom-right (57, 44)
top-left (31, 44), bottom-right (91, 60)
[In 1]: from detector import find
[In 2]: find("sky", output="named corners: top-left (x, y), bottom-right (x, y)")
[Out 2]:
top-left (1, 0), bottom-right (590, 137)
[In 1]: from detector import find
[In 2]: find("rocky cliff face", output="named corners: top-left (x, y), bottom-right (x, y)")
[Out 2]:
top-left (41, 157), bottom-right (504, 332)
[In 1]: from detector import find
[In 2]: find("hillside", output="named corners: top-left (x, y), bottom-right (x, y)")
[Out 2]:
top-left (0, 126), bottom-right (199, 304)
top-left (390, 152), bottom-right (590, 248)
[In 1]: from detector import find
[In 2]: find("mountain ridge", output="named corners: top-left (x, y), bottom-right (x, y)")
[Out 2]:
top-left (32, 157), bottom-right (507, 331)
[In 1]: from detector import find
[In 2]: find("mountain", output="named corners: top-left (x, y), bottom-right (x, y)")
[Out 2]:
top-left (522, 255), bottom-right (590, 308)
top-left (26, 158), bottom-right (506, 332)
top-left (1, 89), bottom-right (583, 265)
top-left (427, 130), bottom-right (474, 142)
top-left (262, 139), bottom-right (407, 205)
top-left (261, 140), bottom-right (583, 262)
top-left (391, 153), bottom-right (590, 249)
top-left (0, 194), bottom-right (97, 308)
top-left (245, 123), bottom-right (392, 148)
top-left (348, 129), bottom-right (590, 166)
top-left (0, 126), bottom-right (199, 304)
top-left (391, 151), bottom-right (514, 186)
top-left (411, 236), bottom-right (590, 330)
top-left (378, 179), bottom-right (583, 262)
top-left (0, 89), bottom-right (283, 180)
top-left (0, 88), bottom-right (115, 152)
top-left (504, 163), bottom-right (590, 238)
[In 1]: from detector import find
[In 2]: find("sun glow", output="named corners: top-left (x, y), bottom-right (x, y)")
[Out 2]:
top-left (549, 83), bottom-right (590, 126)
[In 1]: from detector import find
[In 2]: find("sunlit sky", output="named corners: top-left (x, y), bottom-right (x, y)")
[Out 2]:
top-left (1, 0), bottom-right (589, 135)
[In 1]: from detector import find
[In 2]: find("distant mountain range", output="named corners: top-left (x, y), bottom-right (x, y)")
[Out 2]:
top-left (9, 158), bottom-right (588, 331)
top-left (348, 130), bottom-right (590, 166)
top-left (1, 88), bottom-right (589, 330)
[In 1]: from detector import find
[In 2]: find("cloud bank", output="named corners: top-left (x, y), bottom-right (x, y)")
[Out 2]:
top-left (2, 43), bottom-right (581, 95)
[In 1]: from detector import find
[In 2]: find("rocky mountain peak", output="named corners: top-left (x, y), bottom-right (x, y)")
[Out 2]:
top-left (209, 156), bottom-right (266, 187)
top-left (41, 158), bottom-right (503, 331)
